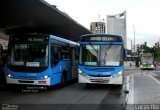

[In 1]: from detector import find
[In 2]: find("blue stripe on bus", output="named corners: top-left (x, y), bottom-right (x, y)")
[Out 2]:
top-left (80, 34), bottom-right (122, 37)
top-left (78, 65), bottom-right (124, 76)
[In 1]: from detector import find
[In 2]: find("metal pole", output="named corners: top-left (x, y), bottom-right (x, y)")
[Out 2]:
top-left (131, 39), bottom-right (132, 53)
top-left (142, 44), bottom-right (143, 56)
top-left (133, 25), bottom-right (135, 56)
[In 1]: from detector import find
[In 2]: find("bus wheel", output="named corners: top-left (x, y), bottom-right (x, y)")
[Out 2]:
top-left (119, 84), bottom-right (123, 90)
top-left (60, 72), bottom-right (66, 87)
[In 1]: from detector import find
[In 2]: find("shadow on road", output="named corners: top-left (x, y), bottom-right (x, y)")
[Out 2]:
top-left (83, 83), bottom-right (123, 92)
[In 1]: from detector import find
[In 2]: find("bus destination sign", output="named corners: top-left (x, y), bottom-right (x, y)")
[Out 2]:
top-left (81, 36), bottom-right (121, 42)
top-left (27, 37), bottom-right (44, 42)
top-left (10, 36), bottom-right (48, 42)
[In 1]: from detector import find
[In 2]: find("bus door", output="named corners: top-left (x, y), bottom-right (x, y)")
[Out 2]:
top-left (71, 48), bottom-right (78, 79)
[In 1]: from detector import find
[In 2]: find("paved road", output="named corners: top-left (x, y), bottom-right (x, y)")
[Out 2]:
top-left (1, 63), bottom-right (160, 110)
top-left (0, 80), bottom-right (128, 110)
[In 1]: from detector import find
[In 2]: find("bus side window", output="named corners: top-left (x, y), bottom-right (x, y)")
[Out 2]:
top-left (62, 46), bottom-right (70, 59)
top-left (120, 49), bottom-right (123, 65)
top-left (51, 45), bottom-right (60, 67)
top-left (75, 48), bottom-right (79, 61)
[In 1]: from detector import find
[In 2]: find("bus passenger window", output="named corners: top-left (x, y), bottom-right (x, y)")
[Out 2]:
top-left (62, 46), bottom-right (70, 59)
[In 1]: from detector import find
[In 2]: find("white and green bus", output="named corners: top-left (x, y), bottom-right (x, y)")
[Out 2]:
top-left (140, 53), bottom-right (155, 70)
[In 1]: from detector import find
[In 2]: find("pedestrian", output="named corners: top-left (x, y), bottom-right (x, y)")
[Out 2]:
top-left (130, 62), bottom-right (132, 67)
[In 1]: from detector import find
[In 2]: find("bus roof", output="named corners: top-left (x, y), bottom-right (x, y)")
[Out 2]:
top-left (80, 34), bottom-right (122, 38)
top-left (9, 33), bottom-right (79, 46)
top-left (50, 35), bottom-right (79, 46)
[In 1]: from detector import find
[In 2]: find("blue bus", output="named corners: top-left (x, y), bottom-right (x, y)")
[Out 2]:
top-left (0, 48), bottom-right (7, 84)
top-left (78, 34), bottom-right (125, 87)
top-left (5, 34), bottom-right (79, 86)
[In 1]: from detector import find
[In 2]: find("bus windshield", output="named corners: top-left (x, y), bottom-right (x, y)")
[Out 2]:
top-left (142, 56), bottom-right (153, 64)
top-left (8, 43), bottom-right (48, 67)
top-left (79, 44), bottom-right (122, 66)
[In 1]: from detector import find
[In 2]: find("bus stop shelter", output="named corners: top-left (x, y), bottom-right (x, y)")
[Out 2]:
top-left (0, 0), bottom-right (92, 41)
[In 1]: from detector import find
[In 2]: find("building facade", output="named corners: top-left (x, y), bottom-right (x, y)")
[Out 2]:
top-left (107, 11), bottom-right (127, 48)
top-left (90, 22), bottom-right (106, 34)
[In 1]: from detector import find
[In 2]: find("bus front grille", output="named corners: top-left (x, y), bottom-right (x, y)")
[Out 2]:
top-left (18, 80), bottom-right (34, 83)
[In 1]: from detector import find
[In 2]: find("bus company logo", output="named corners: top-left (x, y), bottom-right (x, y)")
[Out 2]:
top-left (102, 72), bottom-right (111, 75)
top-left (28, 73), bottom-right (36, 77)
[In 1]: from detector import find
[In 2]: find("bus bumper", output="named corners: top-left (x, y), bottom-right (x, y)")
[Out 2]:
top-left (6, 77), bottom-right (51, 86)
top-left (140, 67), bottom-right (154, 70)
top-left (78, 74), bottom-right (123, 85)
top-left (140, 65), bottom-right (155, 70)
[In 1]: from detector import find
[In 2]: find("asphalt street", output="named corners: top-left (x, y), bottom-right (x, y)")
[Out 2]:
top-left (0, 62), bottom-right (160, 110)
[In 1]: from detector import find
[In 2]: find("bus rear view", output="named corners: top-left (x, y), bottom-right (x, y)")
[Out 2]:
top-left (78, 34), bottom-right (124, 87)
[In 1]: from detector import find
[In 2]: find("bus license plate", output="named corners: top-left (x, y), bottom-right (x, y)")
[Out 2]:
top-left (96, 79), bottom-right (103, 82)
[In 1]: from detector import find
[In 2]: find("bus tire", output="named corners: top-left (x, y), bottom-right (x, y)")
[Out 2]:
top-left (119, 84), bottom-right (123, 90)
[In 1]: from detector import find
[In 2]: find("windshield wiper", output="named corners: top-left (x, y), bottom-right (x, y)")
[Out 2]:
top-left (89, 43), bottom-right (98, 54)
top-left (103, 45), bottom-right (112, 60)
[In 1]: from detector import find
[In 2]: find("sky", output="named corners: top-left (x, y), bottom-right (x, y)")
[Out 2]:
top-left (45, 0), bottom-right (160, 49)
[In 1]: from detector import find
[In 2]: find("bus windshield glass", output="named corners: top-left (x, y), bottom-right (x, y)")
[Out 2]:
top-left (8, 43), bottom-right (48, 67)
top-left (142, 56), bottom-right (153, 64)
top-left (79, 45), bottom-right (122, 66)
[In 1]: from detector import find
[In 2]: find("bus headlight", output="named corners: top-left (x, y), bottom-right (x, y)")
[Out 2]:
top-left (151, 65), bottom-right (154, 68)
top-left (78, 69), bottom-right (82, 74)
top-left (78, 69), bottom-right (88, 77)
top-left (112, 70), bottom-right (122, 78)
top-left (8, 74), bottom-right (13, 78)
top-left (44, 75), bottom-right (49, 79)
top-left (118, 70), bottom-right (122, 75)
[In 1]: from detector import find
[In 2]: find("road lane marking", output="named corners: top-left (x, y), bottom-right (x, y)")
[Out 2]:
top-left (127, 74), bottom-right (134, 104)
top-left (130, 74), bottom-right (134, 104)
top-left (149, 74), bottom-right (160, 85)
